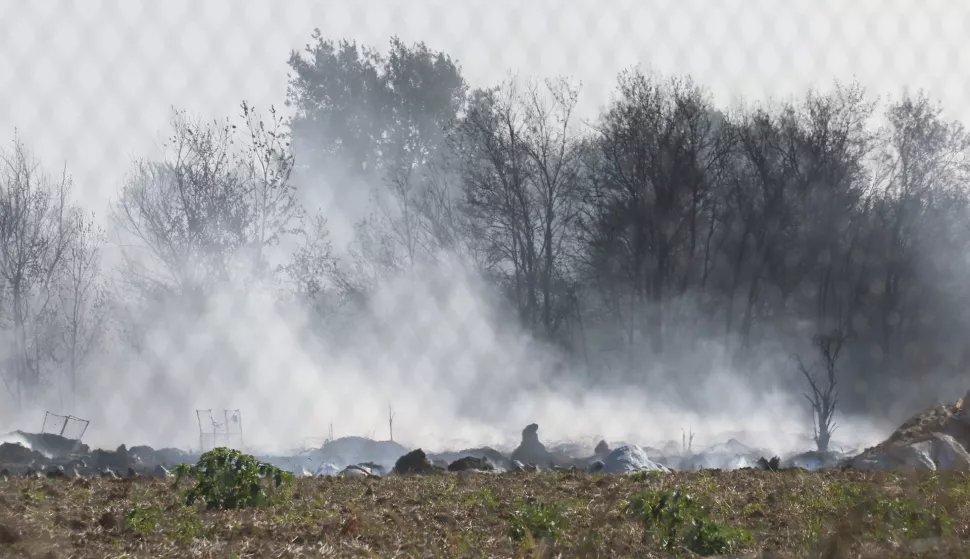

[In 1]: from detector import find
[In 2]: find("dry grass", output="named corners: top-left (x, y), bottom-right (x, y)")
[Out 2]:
top-left (1, 468), bottom-right (970, 558)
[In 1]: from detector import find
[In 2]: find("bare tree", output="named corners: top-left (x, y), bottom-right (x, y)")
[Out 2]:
top-left (57, 210), bottom-right (107, 411)
top-left (113, 110), bottom-right (245, 302)
top-left (452, 79), bottom-right (538, 325)
top-left (795, 328), bottom-right (847, 453)
top-left (521, 77), bottom-right (585, 336)
top-left (284, 211), bottom-right (338, 309)
top-left (237, 102), bottom-right (303, 282)
top-left (452, 76), bottom-right (584, 338)
top-left (585, 71), bottom-right (722, 356)
top-left (869, 92), bottom-right (970, 369)
top-left (0, 137), bottom-right (75, 408)
top-left (113, 104), bottom-right (304, 304)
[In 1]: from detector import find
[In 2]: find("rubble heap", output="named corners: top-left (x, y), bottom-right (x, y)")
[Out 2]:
top-left (510, 423), bottom-right (555, 467)
top-left (850, 389), bottom-right (970, 472)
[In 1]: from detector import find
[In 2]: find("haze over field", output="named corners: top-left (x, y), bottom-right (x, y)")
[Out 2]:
top-left (0, 0), bottom-right (966, 455)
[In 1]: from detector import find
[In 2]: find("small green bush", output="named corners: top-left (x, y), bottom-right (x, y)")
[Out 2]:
top-left (172, 447), bottom-right (293, 510)
top-left (624, 488), bottom-right (752, 555)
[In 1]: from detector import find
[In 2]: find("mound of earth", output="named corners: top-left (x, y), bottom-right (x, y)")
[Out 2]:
top-left (90, 445), bottom-right (134, 473)
top-left (427, 447), bottom-right (507, 469)
top-left (850, 389), bottom-right (970, 471)
top-left (510, 423), bottom-right (552, 466)
top-left (7, 431), bottom-right (87, 458)
top-left (340, 464), bottom-right (380, 477)
top-left (393, 449), bottom-right (444, 475)
top-left (447, 456), bottom-right (494, 472)
top-left (594, 440), bottom-right (610, 455)
top-left (589, 445), bottom-right (670, 474)
top-left (0, 442), bottom-right (47, 465)
top-left (307, 436), bottom-right (408, 472)
top-left (509, 424), bottom-right (577, 468)
top-left (783, 450), bottom-right (847, 470)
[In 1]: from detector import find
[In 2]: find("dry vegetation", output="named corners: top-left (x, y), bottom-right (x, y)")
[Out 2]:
top-left (0, 468), bottom-right (969, 558)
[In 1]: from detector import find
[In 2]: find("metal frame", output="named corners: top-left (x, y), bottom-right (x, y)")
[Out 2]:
top-left (40, 411), bottom-right (89, 440)
top-left (195, 409), bottom-right (244, 452)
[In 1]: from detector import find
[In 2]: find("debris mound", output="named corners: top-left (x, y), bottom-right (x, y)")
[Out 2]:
top-left (0, 442), bottom-right (46, 465)
top-left (341, 464), bottom-right (379, 477)
top-left (594, 445), bottom-right (669, 474)
top-left (850, 389), bottom-right (970, 471)
top-left (755, 456), bottom-right (781, 471)
top-left (8, 431), bottom-right (87, 458)
top-left (91, 445), bottom-right (134, 473)
top-left (428, 447), bottom-right (507, 469)
top-left (393, 449), bottom-right (443, 475)
top-left (447, 456), bottom-right (494, 472)
top-left (307, 436), bottom-right (406, 474)
top-left (510, 423), bottom-right (554, 467)
top-left (594, 440), bottom-right (611, 455)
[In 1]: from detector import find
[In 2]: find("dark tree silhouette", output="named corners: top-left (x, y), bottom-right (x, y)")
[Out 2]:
top-left (795, 328), bottom-right (847, 453)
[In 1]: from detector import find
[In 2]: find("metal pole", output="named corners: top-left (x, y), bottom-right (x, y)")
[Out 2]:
top-left (196, 410), bottom-right (204, 452)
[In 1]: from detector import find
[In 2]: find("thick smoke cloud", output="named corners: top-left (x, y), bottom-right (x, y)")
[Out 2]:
top-left (2, 35), bottom-right (964, 463)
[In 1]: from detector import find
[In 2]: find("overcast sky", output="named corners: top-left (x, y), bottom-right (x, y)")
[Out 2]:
top-left (0, 0), bottom-right (964, 219)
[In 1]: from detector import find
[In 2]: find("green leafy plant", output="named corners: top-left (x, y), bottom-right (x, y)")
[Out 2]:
top-left (124, 505), bottom-right (203, 542)
top-left (124, 506), bottom-right (163, 535)
top-left (172, 447), bottom-right (293, 509)
top-left (624, 488), bottom-right (752, 555)
top-left (506, 499), bottom-right (568, 543)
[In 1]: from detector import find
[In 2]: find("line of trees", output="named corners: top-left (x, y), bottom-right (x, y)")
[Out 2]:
top-left (3, 34), bottom-right (969, 420)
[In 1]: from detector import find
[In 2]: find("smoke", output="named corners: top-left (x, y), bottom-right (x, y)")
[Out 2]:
top-left (0, 271), bottom-right (893, 458)
top-left (0, 74), bottom-right (905, 462)
top-left (0, 200), bottom-right (889, 458)
top-left (0, 134), bottom-right (901, 462)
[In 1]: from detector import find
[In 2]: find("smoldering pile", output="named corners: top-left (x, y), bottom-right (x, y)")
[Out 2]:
top-left (6, 390), bottom-right (970, 480)
top-left (0, 431), bottom-right (194, 479)
top-left (260, 423), bottom-right (843, 479)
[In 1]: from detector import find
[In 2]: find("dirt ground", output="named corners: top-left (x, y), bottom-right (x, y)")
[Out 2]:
top-left (1, 468), bottom-right (969, 558)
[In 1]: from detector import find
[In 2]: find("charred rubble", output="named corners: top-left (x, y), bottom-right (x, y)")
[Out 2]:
top-left (0, 421), bottom-right (825, 479)
top-left (5, 390), bottom-right (970, 480)
top-left (0, 432), bottom-right (196, 479)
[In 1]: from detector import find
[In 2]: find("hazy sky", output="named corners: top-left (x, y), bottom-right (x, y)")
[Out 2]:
top-left (0, 0), bottom-right (964, 219)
